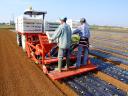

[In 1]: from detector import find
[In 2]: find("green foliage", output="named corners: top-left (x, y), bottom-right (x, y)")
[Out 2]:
top-left (0, 24), bottom-right (15, 29)
top-left (90, 25), bottom-right (128, 32)
top-left (71, 34), bottom-right (80, 43)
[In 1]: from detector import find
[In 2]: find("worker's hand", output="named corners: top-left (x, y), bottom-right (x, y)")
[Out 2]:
top-left (49, 38), bottom-right (52, 40)
top-left (49, 38), bottom-right (53, 43)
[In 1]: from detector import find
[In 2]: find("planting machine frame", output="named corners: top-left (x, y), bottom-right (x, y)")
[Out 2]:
top-left (16, 8), bottom-right (97, 80)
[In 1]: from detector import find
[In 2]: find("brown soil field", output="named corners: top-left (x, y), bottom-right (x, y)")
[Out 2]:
top-left (0, 29), bottom-right (76, 96)
top-left (0, 29), bottom-right (127, 96)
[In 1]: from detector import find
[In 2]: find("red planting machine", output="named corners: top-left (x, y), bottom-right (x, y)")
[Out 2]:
top-left (15, 7), bottom-right (97, 80)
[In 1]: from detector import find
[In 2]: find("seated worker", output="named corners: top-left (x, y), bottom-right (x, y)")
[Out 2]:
top-left (73, 18), bottom-right (90, 68)
top-left (45, 45), bottom-right (58, 58)
top-left (50, 17), bottom-right (72, 72)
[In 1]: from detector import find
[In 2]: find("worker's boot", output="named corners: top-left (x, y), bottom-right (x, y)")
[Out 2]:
top-left (55, 59), bottom-right (62, 72)
top-left (65, 58), bottom-right (70, 70)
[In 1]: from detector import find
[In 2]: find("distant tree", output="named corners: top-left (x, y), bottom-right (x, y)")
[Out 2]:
top-left (2, 22), bottom-right (6, 25)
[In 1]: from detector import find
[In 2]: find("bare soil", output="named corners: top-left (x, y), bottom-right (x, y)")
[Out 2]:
top-left (0, 29), bottom-right (65, 96)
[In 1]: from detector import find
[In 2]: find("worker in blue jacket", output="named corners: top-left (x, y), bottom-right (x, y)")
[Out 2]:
top-left (50, 17), bottom-right (72, 72)
top-left (73, 18), bottom-right (90, 68)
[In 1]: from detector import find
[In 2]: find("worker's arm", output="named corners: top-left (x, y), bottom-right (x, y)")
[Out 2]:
top-left (51, 25), bottom-right (62, 40)
top-left (73, 25), bottom-right (83, 35)
top-left (83, 25), bottom-right (90, 39)
top-left (73, 29), bottom-right (81, 34)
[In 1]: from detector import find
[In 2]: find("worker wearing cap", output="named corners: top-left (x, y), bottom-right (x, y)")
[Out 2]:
top-left (50, 17), bottom-right (72, 72)
top-left (73, 18), bottom-right (90, 68)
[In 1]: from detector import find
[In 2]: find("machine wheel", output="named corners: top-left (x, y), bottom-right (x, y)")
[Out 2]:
top-left (17, 33), bottom-right (22, 46)
top-left (21, 34), bottom-right (26, 51)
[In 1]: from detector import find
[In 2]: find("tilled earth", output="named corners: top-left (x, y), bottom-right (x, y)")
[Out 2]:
top-left (0, 29), bottom-right (65, 96)
top-left (0, 29), bottom-right (128, 96)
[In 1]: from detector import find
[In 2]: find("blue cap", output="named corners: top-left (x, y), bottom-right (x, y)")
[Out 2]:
top-left (80, 18), bottom-right (86, 23)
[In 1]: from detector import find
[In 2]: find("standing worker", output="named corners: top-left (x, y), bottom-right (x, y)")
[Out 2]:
top-left (73, 18), bottom-right (90, 68)
top-left (50, 17), bottom-right (72, 72)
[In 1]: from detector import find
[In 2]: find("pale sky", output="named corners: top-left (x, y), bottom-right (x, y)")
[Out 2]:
top-left (0, 0), bottom-right (128, 26)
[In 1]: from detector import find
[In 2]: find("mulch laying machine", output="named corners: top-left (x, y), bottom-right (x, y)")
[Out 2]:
top-left (16, 7), bottom-right (97, 80)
